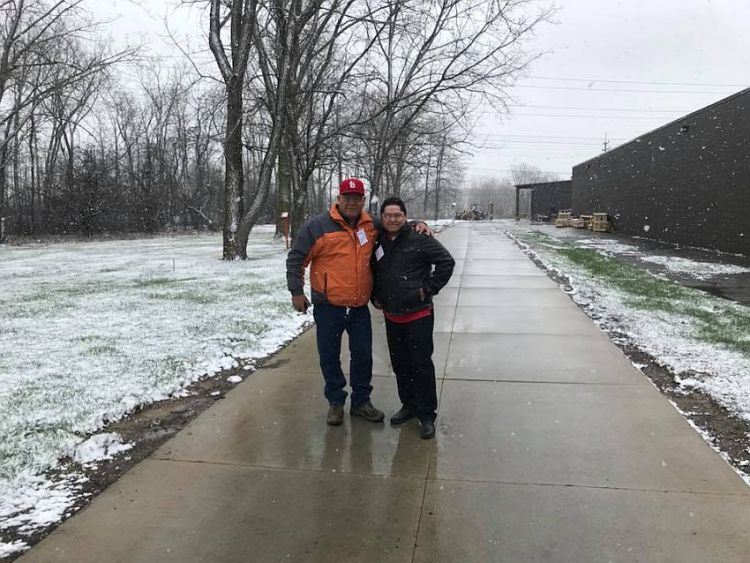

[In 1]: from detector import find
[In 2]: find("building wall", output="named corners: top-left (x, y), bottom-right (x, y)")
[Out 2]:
top-left (531, 181), bottom-right (572, 217)
top-left (572, 88), bottom-right (750, 255)
top-left (515, 181), bottom-right (572, 218)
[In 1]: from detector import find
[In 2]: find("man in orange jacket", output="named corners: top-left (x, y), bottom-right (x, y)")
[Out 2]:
top-left (286, 178), bottom-right (385, 426)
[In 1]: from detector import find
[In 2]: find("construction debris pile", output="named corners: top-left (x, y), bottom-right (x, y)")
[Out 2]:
top-left (554, 211), bottom-right (613, 232)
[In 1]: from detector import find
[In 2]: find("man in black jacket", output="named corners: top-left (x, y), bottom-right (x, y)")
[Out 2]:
top-left (371, 197), bottom-right (455, 439)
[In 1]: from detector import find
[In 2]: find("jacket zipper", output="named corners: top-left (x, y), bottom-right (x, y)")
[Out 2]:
top-left (335, 208), bottom-right (368, 306)
top-left (352, 223), bottom-right (359, 302)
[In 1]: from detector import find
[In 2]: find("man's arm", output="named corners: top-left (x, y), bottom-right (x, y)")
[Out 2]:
top-left (420, 237), bottom-right (455, 296)
top-left (373, 214), bottom-right (433, 236)
top-left (410, 220), bottom-right (433, 236)
top-left (286, 220), bottom-right (316, 312)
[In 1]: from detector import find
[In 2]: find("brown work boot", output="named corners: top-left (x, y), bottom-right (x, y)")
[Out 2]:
top-left (327, 405), bottom-right (344, 426)
top-left (350, 401), bottom-right (385, 422)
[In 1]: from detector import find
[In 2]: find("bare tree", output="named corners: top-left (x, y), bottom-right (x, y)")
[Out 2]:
top-left (0, 0), bottom-right (134, 232)
top-left (509, 162), bottom-right (559, 186)
top-left (463, 177), bottom-right (516, 218)
top-left (509, 162), bottom-right (559, 219)
top-left (238, 1), bottom-right (381, 247)
top-left (274, 1), bottom-right (385, 238)
top-left (352, 0), bottom-right (550, 205)
top-left (208, 0), bottom-right (258, 259)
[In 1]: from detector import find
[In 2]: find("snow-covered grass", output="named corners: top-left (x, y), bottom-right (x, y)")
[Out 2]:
top-left (510, 229), bottom-right (750, 422)
top-left (0, 228), bottom-right (310, 556)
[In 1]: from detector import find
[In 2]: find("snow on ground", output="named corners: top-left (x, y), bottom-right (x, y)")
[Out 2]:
top-left (0, 227), bottom-right (310, 556)
top-left (72, 433), bottom-right (133, 466)
top-left (508, 228), bottom-right (750, 424)
top-left (574, 238), bottom-right (643, 256)
top-left (638, 255), bottom-right (750, 280)
top-left (0, 541), bottom-right (27, 559)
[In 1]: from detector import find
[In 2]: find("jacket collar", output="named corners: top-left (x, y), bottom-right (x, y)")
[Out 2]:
top-left (381, 223), bottom-right (410, 243)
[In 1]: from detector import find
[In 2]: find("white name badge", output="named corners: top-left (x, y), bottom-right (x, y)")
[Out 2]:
top-left (356, 229), bottom-right (368, 246)
top-left (375, 246), bottom-right (384, 261)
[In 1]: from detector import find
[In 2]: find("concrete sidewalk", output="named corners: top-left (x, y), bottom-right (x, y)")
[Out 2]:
top-left (21, 223), bottom-right (750, 562)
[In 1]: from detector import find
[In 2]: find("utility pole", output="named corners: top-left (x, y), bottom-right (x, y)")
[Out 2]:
top-left (602, 133), bottom-right (610, 152)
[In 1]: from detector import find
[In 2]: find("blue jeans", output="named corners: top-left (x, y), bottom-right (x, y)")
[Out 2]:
top-left (313, 303), bottom-right (373, 407)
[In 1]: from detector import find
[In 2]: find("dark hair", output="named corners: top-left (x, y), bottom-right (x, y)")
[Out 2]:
top-left (380, 196), bottom-right (407, 216)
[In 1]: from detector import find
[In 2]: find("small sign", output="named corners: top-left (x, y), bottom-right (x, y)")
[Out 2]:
top-left (356, 229), bottom-right (368, 246)
top-left (280, 212), bottom-right (289, 218)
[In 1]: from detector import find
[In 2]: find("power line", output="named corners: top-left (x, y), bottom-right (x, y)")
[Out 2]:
top-left (528, 75), bottom-right (749, 88)
top-left (516, 84), bottom-right (736, 95)
top-left (477, 133), bottom-right (628, 141)
top-left (509, 112), bottom-right (678, 120)
top-left (477, 150), bottom-right (600, 156)
top-left (468, 168), bottom-right (571, 177)
top-left (507, 104), bottom-right (686, 113)
top-left (469, 166), bottom-right (570, 173)
top-left (481, 140), bottom-right (607, 146)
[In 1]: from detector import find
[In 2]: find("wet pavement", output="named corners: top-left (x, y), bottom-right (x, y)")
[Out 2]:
top-left (19, 223), bottom-right (750, 563)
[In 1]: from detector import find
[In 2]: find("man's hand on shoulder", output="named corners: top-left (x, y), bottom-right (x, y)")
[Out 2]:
top-left (292, 294), bottom-right (310, 313)
top-left (411, 221), bottom-right (433, 237)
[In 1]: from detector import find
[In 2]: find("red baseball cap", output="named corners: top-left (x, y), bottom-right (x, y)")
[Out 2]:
top-left (339, 178), bottom-right (365, 196)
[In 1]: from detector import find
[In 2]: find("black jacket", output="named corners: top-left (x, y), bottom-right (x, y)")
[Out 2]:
top-left (372, 226), bottom-right (455, 315)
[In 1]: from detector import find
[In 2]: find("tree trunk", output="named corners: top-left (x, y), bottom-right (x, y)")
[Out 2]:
top-left (12, 107), bottom-right (20, 231)
top-left (0, 118), bottom-right (11, 224)
top-left (423, 145), bottom-right (432, 218)
top-left (29, 113), bottom-right (37, 234)
top-left (434, 142), bottom-right (445, 220)
top-left (223, 79), bottom-right (245, 260)
top-left (276, 132), bottom-right (292, 237)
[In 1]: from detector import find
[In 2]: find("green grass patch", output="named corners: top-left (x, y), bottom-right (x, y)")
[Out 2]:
top-left (86, 345), bottom-right (121, 356)
top-left (6, 298), bottom-right (75, 317)
top-left (133, 277), bottom-right (179, 288)
top-left (516, 230), bottom-right (561, 248)
top-left (54, 283), bottom-right (118, 297)
top-left (689, 306), bottom-right (750, 355)
top-left (19, 289), bottom-right (54, 303)
top-left (146, 290), bottom-right (218, 304)
top-left (230, 319), bottom-right (269, 337)
top-left (73, 335), bottom-right (103, 343)
top-left (521, 233), bottom-right (750, 357)
top-left (229, 282), bottom-right (271, 296)
top-left (19, 283), bottom-right (119, 303)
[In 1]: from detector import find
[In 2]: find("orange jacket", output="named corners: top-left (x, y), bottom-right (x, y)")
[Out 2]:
top-left (286, 204), bottom-right (379, 307)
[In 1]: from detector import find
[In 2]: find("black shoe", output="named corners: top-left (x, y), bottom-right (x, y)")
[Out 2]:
top-left (419, 419), bottom-right (435, 439)
top-left (390, 407), bottom-right (417, 425)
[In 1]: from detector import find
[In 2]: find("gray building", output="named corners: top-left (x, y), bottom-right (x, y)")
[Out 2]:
top-left (514, 180), bottom-right (572, 220)
top-left (572, 88), bottom-right (750, 255)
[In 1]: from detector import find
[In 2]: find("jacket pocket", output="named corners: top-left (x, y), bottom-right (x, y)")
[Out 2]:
top-left (397, 279), bottom-right (423, 309)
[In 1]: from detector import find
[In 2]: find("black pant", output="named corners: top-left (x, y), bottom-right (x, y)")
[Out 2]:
top-left (385, 312), bottom-right (437, 421)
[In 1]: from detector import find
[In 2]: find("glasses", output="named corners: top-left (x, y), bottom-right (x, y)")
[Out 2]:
top-left (383, 213), bottom-right (405, 220)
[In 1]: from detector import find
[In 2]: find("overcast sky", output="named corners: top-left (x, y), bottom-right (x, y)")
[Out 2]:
top-left (95, 0), bottom-right (750, 185)
top-left (468, 0), bottom-right (750, 182)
